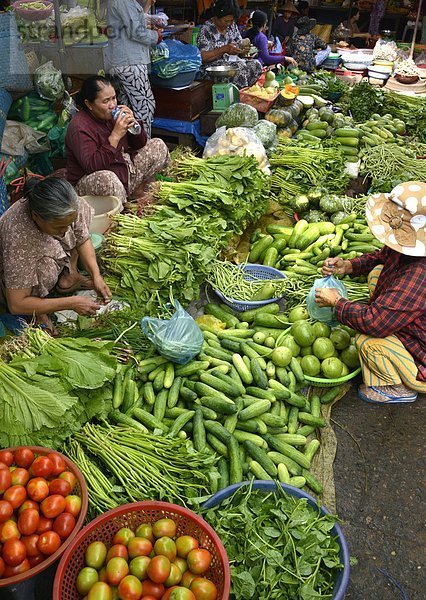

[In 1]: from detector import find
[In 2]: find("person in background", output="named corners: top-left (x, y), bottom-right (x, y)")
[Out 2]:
top-left (287, 17), bottom-right (329, 72)
top-left (297, 1), bottom-right (310, 17)
top-left (106, 0), bottom-right (160, 138)
top-left (0, 178), bottom-right (111, 333)
top-left (197, 0), bottom-right (262, 89)
top-left (65, 75), bottom-right (169, 208)
top-left (242, 10), bottom-right (297, 67)
top-left (315, 181), bottom-right (426, 404)
top-left (340, 9), bottom-right (372, 48)
top-left (272, 0), bottom-right (299, 46)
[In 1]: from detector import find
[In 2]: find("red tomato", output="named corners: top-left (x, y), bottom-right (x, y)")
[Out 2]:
top-left (49, 478), bottom-right (71, 497)
top-left (128, 537), bottom-right (153, 559)
top-left (141, 596), bottom-right (158, 600)
top-left (10, 468), bottom-right (30, 487)
top-left (0, 462), bottom-right (8, 471)
top-left (37, 530), bottom-right (61, 555)
top-left (21, 534), bottom-right (40, 557)
top-left (0, 501), bottom-right (14, 523)
top-left (53, 512), bottom-right (75, 539)
top-left (141, 580), bottom-right (165, 599)
top-left (3, 558), bottom-right (30, 578)
top-left (118, 574), bottom-right (143, 600)
top-left (13, 448), bottom-right (35, 469)
top-left (112, 527), bottom-right (135, 547)
top-left (36, 516), bottom-right (53, 535)
top-left (18, 500), bottom-right (39, 514)
top-left (64, 495), bottom-right (81, 518)
top-left (180, 571), bottom-right (197, 589)
top-left (161, 588), bottom-right (179, 600)
top-left (3, 484), bottom-right (26, 509)
top-left (40, 495), bottom-right (66, 519)
top-left (0, 450), bottom-right (13, 467)
top-left (2, 538), bottom-right (27, 566)
top-left (147, 556), bottom-right (171, 584)
top-left (189, 578), bottom-right (218, 600)
top-left (0, 519), bottom-right (21, 543)
top-left (175, 536), bottom-right (199, 559)
top-left (152, 519), bottom-right (177, 539)
top-left (0, 469), bottom-right (12, 494)
top-left (58, 471), bottom-right (76, 491)
top-left (28, 554), bottom-right (44, 568)
top-left (47, 453), bottom-right (66, 477)
top-left (18, 508), bottom-right (40, 536)
top-left (27, 477), bottom-right (49, 503)
top-left (186, 550), bottom-right (211, 575)
top-left (0, 556), bottom-right (4, 578)
top-left (106, 556), bottom-right (129, 586)
top-left (106, 544), bottom-right (129, 562)
top-left (30, 457), bottom-right (54, 479)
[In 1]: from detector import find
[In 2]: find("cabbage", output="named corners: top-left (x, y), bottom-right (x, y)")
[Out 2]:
top-left (253, 120), bottom-right (277, 148)
top-left (216, 103), bottom-right (258, 129)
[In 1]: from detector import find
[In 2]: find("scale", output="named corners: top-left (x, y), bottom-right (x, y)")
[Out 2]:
top-left (206, 66), bottom-right (240, 111)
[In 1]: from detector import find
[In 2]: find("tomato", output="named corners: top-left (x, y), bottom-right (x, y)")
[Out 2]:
top-left (141, 596), bottom-right (158, 600)
top-left (106, 544), bottom-right (128, 562)
top-left (21, 534), bottom-right (40, 558)
top-left (40, 495), bottom-right (66, 519)
top-left (112, 527), bottom-right (135, 547)
top-left (0, 469), bottom-right (12, 494)
top-left (3, 558), bottom-right (30, 578)
top-left (87, 581), bottom-right (113, 600)
top-left (0, 501), bottom-right (13, 523)
top-left (49, 478), bottom-right (71, 497)
top-left (98, 567), bottom-right (109, 583)
top-left (165, 564), bottom-right (182, 587)
top-left (0, 519), bottom-right (21, 543)
top-left (106, 556), bottom-right (129, 586)
top-left (64, 495), bottom-right (81, 518)
top-left (0, 450), bottom-right (13, 467)
top-left (189, 578), bottom-right (217, 600)
top-left (14, 448), bottom-right (35, 469)
top-left (180, 571), bottom-right (197, 589)
top-left (147, 556), bottom-right (171, 584)
top-left (173, 558), bottom-right (187, 575)
top-left (175, 536), bottom-right (198, 560)
top-left (3, 484), bottom-right (26, 509)
top-left (85, 541), bottom-right (108, 570)
top-left (168, 589), bottom-right (196, 600)
top-left (59, 471), bottom-right (76, 491)
top-left (128, 536), bottom-right (153, 559)
top-left (0, 556), bottom-right (4, 578)
top-left (18, 500), bottom-right (39, 514)
top-left (0, 462), bottom-right (8, 471)
top-left (36, 516), bottom-right (53, 535)
top-left (129, 555), bottom-right (151, 581)
top-left (152, 519), bottom-right (176, 539)
top-left (53, 512), bottom-right (75, 539)
top-left (77, 566), bottom-right (99, 596)
top-left (186, 550), bottom-right (211, 575)
top-left (30, 457), bottom-right (54, 479)
top-left (154, 537), bottom-right (176, 562)
top-left (135, 523), bottom-right (154, 543)
top-left (2, 538), bottom-right (26, 567)
top-left (27, 477), bottom-right (49, 503)
top-left (141, 580), bottom-right (165, 599)
top-left (10, 468), bottom-right (30, 487)
top-left (18, 508), bottom-right (40, 536)
top-left (28, 554), bottom-right (44, 568)
top-left (47, 453), bottom-right (66, 477)
top-left (161, 589), bottom-right (179, 600)
top-left (37, 530), bottom-right (61, 555)
top-left (118, 574), bottom-right (143, 600)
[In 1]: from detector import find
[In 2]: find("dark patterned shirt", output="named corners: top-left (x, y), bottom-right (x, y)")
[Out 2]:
top-left (287, 33), bottom-right (327, 73)
top-left (335, 246), bottom-right (426, 381)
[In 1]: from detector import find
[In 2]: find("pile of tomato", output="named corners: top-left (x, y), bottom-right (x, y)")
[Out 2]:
top-left (77, 517), bottom-right (218, 600)
top-left (0, 447), bottom-right (82, 580)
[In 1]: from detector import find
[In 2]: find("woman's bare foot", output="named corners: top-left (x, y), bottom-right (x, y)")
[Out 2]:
top-left (57, 271), bottom-right (94, 294)
top-left (35, 314), bottom-right (58, 336)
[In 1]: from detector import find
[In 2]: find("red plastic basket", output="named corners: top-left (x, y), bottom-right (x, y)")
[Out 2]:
top-left (53, 501), bottom-right (231, 600)
top-left (0, 446), bottom-right (88, 589)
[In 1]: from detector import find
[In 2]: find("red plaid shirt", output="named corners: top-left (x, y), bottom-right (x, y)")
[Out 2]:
top-left (335, 246), bottom-right (426, 382)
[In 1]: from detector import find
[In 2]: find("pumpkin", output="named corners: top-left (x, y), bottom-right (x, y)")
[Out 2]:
top-left (265, 108), bottom-right (292, 127)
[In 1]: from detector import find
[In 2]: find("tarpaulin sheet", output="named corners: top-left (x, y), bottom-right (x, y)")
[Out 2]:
top-left (152, 117), bottom-right (207, 147)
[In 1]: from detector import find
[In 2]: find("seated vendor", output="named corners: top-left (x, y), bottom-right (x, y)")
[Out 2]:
top-left (287, 17), bottom-right (330, 73)
top-left (0, 177), bottom-right (111, 333)
top-left (65, 75), bottom-right (170, 208)
top-left (315, 181), bottom-right (426, 405)
top-left (197, 0), bottom-right (263, 89)
top-left (339, 9), bottom-right (371, 48)
top-left (242, 10), bottom-right (297, 67)
top-left (271, 1), bottom-right (299, 46)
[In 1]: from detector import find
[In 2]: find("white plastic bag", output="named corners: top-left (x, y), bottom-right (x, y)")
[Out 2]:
top-left (306, 275), bottom-right (348, 326)
top-left (203, 126), bottom-right (270, 174)
top-left (34, 61), bottom-right (65, 101)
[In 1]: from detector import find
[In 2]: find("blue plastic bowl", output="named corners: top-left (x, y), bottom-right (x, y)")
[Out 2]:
top-left (203, 480), bottom-right (350, 600)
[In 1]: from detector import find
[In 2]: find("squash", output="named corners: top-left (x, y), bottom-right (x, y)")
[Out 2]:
top-left (265, 108), bottom-right (292, 127)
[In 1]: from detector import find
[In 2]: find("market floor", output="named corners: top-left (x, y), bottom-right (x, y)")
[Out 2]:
top-left (332, 377), bottom-right (425, 600)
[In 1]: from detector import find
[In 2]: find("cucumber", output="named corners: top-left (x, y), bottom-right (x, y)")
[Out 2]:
top-left (289, 357), bottom-right (305, 383)
top-left (199, 395), bottom-right (237, 415)
top-left (335, 137), bottom-right (359, 147)
top-left (143, 381), bottom-right (156, 406)
top-left (287, 406), bottom-right (299, 434)
top-left (194, 381), bottom-right (232, 403)
top-left (204, 420), bottom-right (232, 444)
top-left (167, 376), bottom-right (182, 408)
top-left (297, 425), bottom-right (315, 437)
top-left (148, 364), bottom-right (166, 382)
top-left (245, 387), bottom-right (276, 402)
top-left (175, 361), bottom-right (210, 377)
top-left (302, 470), bottom-right (323, 494)
top-left (243, 440), bottom-right (278, 477)
top-left (153, 389), bottom-right (168, 421)
top-left (224, 412), bottom-right (239, 434)
top-left (206, 434), bottom-right (228, 457)
top-left (277, 462), bottom-right (290, 484)
top-left (132, 407), bottom-right (169, 433)
top-left (249, 460), bottom-right (272, 480)
top-left (310, 395), bottom-right (321, 418)
top-left (220, 338), bottom-right (241, 353)
top-left (167, 411), bottom-right (195, 438)
top-left (218, 457), bottom-right (229, 489)
top-left (249, 235), bottom-right (274, 262)
top-left (304, 439), bottom-right (321, 462)
top-left (163, 363), bottom-right (175, 389)
top-left (192, 409), bottom-right (206, 451)
top-left (289, 476), bottom-right (306, 488)
top-left (179, 386), bottom-right (198, 403)
top-left (275, 433), bottom-right (307, 446)
top-left (228, 436), bottom-right (243, 484)
top-left (153, 370), bottom-right (165, 393)
top-left (112, 368), bottom-right (125, 409)
top-left (334, 127), bottom-right (361, 138)
top-left (204, 303), bottom-right (239, 328)
top-left (254, 313), bottom-right (290, 329)
top-left (189, 402), bottom-right (218, 420)
top-left (298, 412), bottom-right (326, 427)
top-left (109, 410), bottom-right (149, 433)
top-left (234, 419), bottom-right (261, 434)
top-left (251, 358), bottom-right (269, 390)
top-left (240, 342), bottom-right (261, 360)
top-left (232, 353), bottom-right (253, 385)
top-left (238, 399), bottom-right (271, 421)
top-left (202, 346), bottom-right (233, 363)
top-left (263, 247), bottom-right (278, 268)
top-left (276, 367), bottom-right (290, 386)
top-left (263, 434), bottom-right (311, 469)
top-left (260, 413), bottom-right (287, 428)
top-left (267, 451), bottom-right (302, 476)
top-left (239, 303), bottom-right (280, 323)
top-left (320, 386), bottom-right (343, 404)
top-left (210, 369), bottom-right (245, 395)
top-left (287, 219), bottom-right (309, 249)
top-left (217, 328), bottom-right (255, 339)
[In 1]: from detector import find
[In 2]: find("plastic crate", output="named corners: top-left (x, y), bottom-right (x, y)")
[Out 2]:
top-left (304, 366), bottom-right (361, 388)
top-left (203, 480), bottom-right (350, 600)
top-left (53, 501), bottom-right (230, 600)
top-left (213, 263), bottom-right (286, 311)
top-left (239, 88), bottom-right (279, 113)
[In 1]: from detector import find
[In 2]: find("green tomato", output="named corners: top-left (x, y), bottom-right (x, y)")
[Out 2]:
top-left (85, 542), bottom-right (107, 570)
top-left (76, 567), bottom-right (99, 595)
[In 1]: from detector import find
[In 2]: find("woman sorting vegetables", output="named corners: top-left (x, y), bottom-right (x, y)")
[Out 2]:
top-left (315, 181), bottom-right (426, 404)
top-left (242, 10), bottom-right (297, 67)
top-left (287, 17), bottom-right (329, 73)
top-left (197, 0), bottom-right (263, 89)
top-left (0, 178), bottom-right (111, 333)
top-left (65, 75), bottom-right (169, 208)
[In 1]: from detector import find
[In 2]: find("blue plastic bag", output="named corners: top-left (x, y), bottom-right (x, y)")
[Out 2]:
top-left (140, 301), bottom-right (203, 364)
top-left (151, 39), bottom-right (202, 78)
top-left (306, 275), bottom-right (347, 326)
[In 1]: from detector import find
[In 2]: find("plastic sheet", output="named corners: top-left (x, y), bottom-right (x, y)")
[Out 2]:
top-left (152, 116), bottom-right (207, 147)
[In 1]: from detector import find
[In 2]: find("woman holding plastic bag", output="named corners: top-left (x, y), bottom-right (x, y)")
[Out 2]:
top-left (314, 181), bottom-right (426, 405)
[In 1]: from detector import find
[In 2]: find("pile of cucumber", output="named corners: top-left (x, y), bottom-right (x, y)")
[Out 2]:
top-left (110, 302), bottom-right (346, 496)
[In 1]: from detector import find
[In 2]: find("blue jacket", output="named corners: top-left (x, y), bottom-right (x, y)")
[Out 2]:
top-left (107, 0), bottom-right (158, 67)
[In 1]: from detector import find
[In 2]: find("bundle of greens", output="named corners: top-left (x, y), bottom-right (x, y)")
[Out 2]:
top-left (348, 82), bottom-right (384, 123)
top-left (381, 90), bottom-right (426, 142)
top-left (307, 70), bottom-right (348, 96)
top-left (361, 143), bottom-right (426, 189)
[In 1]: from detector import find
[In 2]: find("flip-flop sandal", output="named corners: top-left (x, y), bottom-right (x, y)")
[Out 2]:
top-left (358, 385), bottom-right (417, 404)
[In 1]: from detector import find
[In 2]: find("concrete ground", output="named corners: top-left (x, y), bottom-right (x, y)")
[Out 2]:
top-left (332, 376), bottom-right (425, 600)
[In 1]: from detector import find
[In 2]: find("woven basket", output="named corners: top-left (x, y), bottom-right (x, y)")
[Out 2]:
top-left (0, 12), bottom-right (33, 92)
top-left (0, 88), bottom-right (12, 146)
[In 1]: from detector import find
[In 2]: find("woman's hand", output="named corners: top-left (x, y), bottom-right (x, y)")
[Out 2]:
top-left (322, 257), bottom-right (353, 276)
top-left (93, 275), bottom-right (112, 303)
top-left (111, 105), bottom-right (137, 139)
top-left (224, 43), bottom-right (241, 55)
top-left (314, 288), bottom-right (342, 307)
top-left (70, 296), bottom-right (101, 316)
top-left (285, 57), bottom-right (297, 67)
